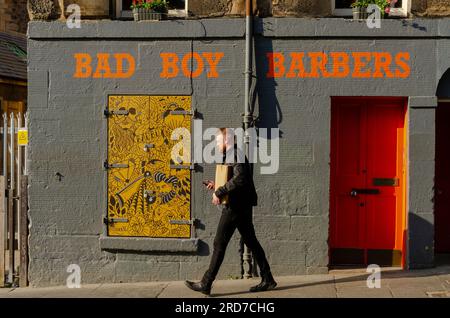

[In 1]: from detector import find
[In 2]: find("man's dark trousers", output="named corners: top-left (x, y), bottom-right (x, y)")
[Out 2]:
top-left (202, 205), bottom-right (271, 284)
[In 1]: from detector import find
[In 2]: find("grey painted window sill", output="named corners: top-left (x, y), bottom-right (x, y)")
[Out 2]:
top-left (99, 236), bottom-right (199, 253)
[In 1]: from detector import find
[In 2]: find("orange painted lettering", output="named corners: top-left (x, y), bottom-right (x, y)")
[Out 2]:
top-left (306, 52), bottom-right (330, 78)
top-left (74, 53), bottom-right (92, 78)
top-left (352, 52), bottom-right (372, 78)
top-left (160, 53), bottom-right (179, 78)
top-left (266, 53), bottom-right (285, 78)
top-left (182, 52), bottom-right (204, 78)
top-left (202, 52), bottom-right (224, 78)
top-left (114, 53), bottom-right (136, 79)
top-left (93, 53), bottom-right (113, 78)
top-left (329, 52), bottom-right (350, 78)
top-left (286, 53), bottom-right (306, 78)
top-left (373, 52), bottom-right (394, 78)
top-left (395, 52), bottom-right (410, 78)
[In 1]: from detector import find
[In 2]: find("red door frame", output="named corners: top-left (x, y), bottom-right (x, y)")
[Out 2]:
top-left (330, 96), bottom-right (408, 268)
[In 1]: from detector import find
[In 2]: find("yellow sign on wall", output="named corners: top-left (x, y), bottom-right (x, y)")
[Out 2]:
top-left (107, 96), bottom-right (192, 238)
top-left (18, 129), bottom-right (28, 146)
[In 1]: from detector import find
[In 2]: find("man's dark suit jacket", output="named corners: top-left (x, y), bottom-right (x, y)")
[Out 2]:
top-left (214, 150), bottom-right (258, 209)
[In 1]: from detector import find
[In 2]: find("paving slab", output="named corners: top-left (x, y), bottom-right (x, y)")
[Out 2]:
top-left (336, 286), bottom-right (393, 298)
top-left (333, 274), bottom-right (372, 288)
top-left (0, 288), bottom-right (14, 297)
top-left (383, 276), bottom-right (447, 291)
top-left (1, 284), bottom-right (101, 298)
top-left (93, 282), bottom-right (167, 298)
top-left (389, 288), bottom-right (429, 298)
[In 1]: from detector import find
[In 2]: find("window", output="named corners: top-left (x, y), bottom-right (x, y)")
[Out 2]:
top-left (331, 0), bottom-right (411, 17)
top-left (168, 0), bottom-right (188, 17)
top-left (116, 0), bottom-right (133, 18)
top-left (116, 0), bottom-right (188, 19)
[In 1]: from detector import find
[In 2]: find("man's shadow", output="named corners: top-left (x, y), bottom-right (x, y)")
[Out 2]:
top-left (211, 266), bottom-right (450, 297)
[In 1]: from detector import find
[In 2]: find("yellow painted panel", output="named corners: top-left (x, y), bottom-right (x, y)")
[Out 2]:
top-left (107, 95), bottom-right (191, 238)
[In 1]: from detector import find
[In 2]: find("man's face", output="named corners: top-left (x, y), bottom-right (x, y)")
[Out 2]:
top-left (216, 131), bottom-right (227, 153)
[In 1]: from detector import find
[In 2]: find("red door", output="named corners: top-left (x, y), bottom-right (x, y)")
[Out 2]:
top-left (330, 97), bottom-right (407, 267)
top-left (435, 102), bottom-right (450, 253)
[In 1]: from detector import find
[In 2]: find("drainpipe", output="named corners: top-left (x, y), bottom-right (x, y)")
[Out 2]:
top-left (244, 0), bottom-right (253, 134)
top-left (242, 0), bottom-right (254, 279)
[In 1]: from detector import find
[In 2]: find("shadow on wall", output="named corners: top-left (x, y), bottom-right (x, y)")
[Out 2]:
top-left (253, 27), bottom-right (283, 138)
top-left (413, 66), bottom-right (448, 260)
top-left (408, 212), bottom-right (434, 269)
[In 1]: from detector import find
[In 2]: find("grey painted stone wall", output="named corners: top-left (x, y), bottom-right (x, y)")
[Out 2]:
top-left (407, 97), bottom-right (437, 269)
top-left (27, 18), bottom-right (448, 286)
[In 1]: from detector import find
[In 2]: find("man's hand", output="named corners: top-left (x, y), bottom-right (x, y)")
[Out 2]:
top-left (212, 193), bottom-right (221, 206)
top-left (203, 180), bottom-right (215, 190)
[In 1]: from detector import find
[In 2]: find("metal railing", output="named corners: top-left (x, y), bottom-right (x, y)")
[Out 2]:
top-left (0, 112), bottom-right (28, 287)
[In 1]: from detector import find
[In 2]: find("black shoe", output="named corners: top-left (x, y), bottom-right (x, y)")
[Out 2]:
top-left (184, 280), bottom-right (212, 295)
top-left (249, 273), bottom-right (277, 293)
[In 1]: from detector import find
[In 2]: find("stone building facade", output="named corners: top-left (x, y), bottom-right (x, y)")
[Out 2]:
top-left (0, 0), bottom-right (28, 34)
top-left (25, 0), bottom-right (450, 19)
top-left (19, 0), bottom-right (450, 287)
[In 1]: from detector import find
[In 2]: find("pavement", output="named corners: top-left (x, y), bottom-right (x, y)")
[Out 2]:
top-left (1, 265), bottom-right (450, 298)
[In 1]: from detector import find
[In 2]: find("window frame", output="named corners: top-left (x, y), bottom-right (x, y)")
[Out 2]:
top-left (331, 0), bottom-right (411, 17)
top-left (116, 0), bottom-right (188, 19)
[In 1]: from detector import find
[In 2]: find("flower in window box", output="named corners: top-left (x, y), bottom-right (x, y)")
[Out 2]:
top-left (351, 0), bottom-right (394, 19)
top-left (131, 0), bottom-right (168, 21)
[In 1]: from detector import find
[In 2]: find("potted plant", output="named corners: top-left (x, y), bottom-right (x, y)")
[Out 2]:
top-left (131, 0), bottom-right (168, 21)
top-left (351, 0), bottom-right (369, 19)
top-left (27, 0), bottom-right (54, 21)
top-left (351, 0), bottom-right (394, 20)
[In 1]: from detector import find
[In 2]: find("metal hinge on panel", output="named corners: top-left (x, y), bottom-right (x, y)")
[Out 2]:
top-left (169, 218), bottom-right (199, 226)
top-left (104, 217), bottom-right (129, 225)
top-left (169, 109), bottom-right (197, 118)
top-left (104, 161), bottom-right (129, 170)
top-left (104, 109), bottom-right (130, 117)
top-left (170, 164), bottom-right (196, 170)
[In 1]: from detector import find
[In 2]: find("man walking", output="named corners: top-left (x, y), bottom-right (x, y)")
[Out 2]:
top-left (185, 128), bottom-right (277, 295)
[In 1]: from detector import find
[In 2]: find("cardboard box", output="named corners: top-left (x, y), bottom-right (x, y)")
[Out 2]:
top-left (215, 165), bottom-right (232, 205)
